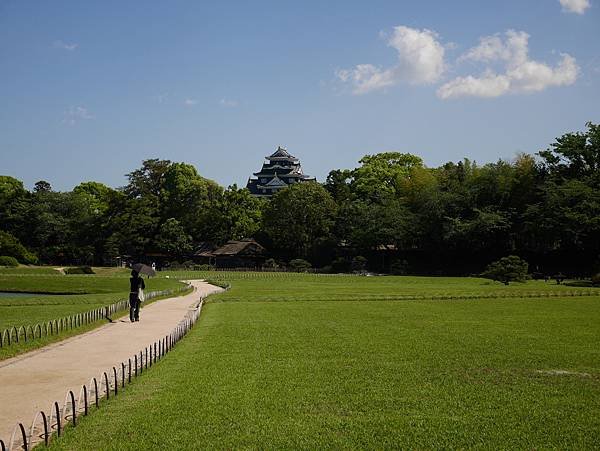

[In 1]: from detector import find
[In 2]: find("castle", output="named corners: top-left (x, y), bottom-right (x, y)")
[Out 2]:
top-left (246, 146), bottom-right (315, 197)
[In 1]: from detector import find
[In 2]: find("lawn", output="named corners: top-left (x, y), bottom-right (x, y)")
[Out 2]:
top-left (48, 272), bottom-right (600, 449)
top-left (0, 268), bottom-right (187, 359)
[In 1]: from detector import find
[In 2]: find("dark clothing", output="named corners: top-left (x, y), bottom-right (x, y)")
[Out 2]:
top-left (129, 276), bottom-right (146, 321)
top-left (129, 293), bottom-right (140, 321)
top-left (130, 276), bottom-right (145, 293)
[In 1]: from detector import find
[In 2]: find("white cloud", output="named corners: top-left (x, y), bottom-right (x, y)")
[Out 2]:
top-left (184, 99), bottom-right (197, 106)
top-left (53, 40), bottom-right (78, 51)
top-left (437, 72), bottom-right (511, 99)
top-left (438, 30), bottom-right (579, 99)
top-left (336, 25), bottom-right (446, 94)
top-left (335, 64), bottom-right (396, 95)
top-left (62, 106), bottom-right (93, 125)
top-left (219, 98), bottom-right (238, 107)
top-left (559, 0), bottom-right (590, 14)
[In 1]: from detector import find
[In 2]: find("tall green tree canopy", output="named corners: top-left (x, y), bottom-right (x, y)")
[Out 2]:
top-left (124, 159), bottom-right (171, 198)
top-left (263, 182), bottom-right (336, 260)
top-left (351, 152), bottom-right (424, 201)
top-left (539, 122), bottom-right (600, 181)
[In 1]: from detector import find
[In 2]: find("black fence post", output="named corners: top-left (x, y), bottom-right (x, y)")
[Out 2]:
top-left (93, 378), bottom-right (99, 408)
top-left (69, 390), bottom-right (76, 426)
top-left (18, 423), bottom-right (28, 451)
top-left (54, 401), bottom-right (61, 437)
top-left (83, 385), bottom-right (89, 416)
top-left (113, 367), bottom-right (118, 395)
top-left (103, 372), bottom-right (110, 400)
top-left (41, 410), bottom-right (49, 446)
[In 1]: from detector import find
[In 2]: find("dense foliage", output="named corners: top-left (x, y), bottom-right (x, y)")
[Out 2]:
top-left (0, 256), bottom-right (18, 267)
top-left (482, 255), bottom-right (529, 285)
top-left (0, 122), bottom-right (598, 275)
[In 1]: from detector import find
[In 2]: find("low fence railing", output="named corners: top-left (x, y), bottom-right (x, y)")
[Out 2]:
top-left (0, 288), bottom-right (206, 451)
top-left (0, 285), bottom-right (192, 349)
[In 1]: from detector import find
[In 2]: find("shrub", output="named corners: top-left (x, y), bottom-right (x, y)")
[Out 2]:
top-left (553, 272), bottom-right (566, 284)
top-left (0, 255), bottom-right (18, 267)
top-left (482, 255), bottom-right (528, 285)
top-left (0, 231), bottom-right (38, 264)
top-left (289, 259), bottom-right (312, 273)
top-left (65, 266), bottom-right (95, 275)
top-left (316, 265), bottom-right (333, 274)
top-left (263, 258), bottom-right (280, 270)
top-left (331, 257), bottom-right (351, 273)
top-left (390, 259), bottom-right (409, 275)
top-left (193, 264), bottom-right (214, 271)
top-left (351, 256), bottom-right (368, 272)
top-left (592, 273), bottom-right (600, 286)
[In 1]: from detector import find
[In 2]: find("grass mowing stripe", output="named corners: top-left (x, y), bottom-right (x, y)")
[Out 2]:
top-left (48, 280), bottom-right (600, 449)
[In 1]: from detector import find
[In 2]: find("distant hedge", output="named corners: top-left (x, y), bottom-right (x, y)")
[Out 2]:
top-left (0, 231), bottom-right (38, 265)
top-left (65, 266), bottom-right (95, 275)
top-left (0, 256), bottom-right (19, 267)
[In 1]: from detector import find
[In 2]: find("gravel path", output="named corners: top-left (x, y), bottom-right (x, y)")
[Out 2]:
top-left (0, 280), bottom-right (222, 442)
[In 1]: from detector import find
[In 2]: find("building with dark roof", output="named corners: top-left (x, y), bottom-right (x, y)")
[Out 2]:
top-left (246, 146), bottom-right (315, 197)
top-left (210, 238), bottom-right (267, 268)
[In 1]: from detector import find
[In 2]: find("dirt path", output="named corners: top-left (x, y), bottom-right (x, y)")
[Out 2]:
top-left (0, 280), bottom-right (222, 442)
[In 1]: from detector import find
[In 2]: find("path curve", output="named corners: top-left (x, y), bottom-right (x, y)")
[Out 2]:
top-left (0, 280), bottom-right (222, 441)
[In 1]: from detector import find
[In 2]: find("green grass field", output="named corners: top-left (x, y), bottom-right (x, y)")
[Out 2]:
top-left (0, 267), bottom-right (186, 359)
top-left (48, 272), bottom-right (600, 450)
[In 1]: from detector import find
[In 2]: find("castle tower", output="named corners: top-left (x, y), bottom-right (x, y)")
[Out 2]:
top-left (246, 146), bottom-right (315, 197)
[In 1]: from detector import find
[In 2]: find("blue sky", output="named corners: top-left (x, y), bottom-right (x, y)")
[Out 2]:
top-left (1, 0), bottom-right (599, 191)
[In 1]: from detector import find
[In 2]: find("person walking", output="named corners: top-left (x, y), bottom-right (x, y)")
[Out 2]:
top-left (129, 270), bottom-right (145, 322)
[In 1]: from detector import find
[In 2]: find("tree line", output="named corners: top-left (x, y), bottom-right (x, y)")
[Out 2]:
top-left (0, 122), bottom-right (598, 276)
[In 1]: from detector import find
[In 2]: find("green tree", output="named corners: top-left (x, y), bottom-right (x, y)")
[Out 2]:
top-left (444, 207), bottom-right (512, 253)
top-left (105, 194), bottom-right (160, 259)
top-left (336, 199), bottom-right (415, 253)
top-left (160, 162), bottom-right (224, 243)
top-left (351, 255), bottom-right (367, 272)
top-left (0, 231), bottom-right (38, 264)
top-left (289, 258), bottom-right (312, 272)
top-left (162, 163), bottom-right (222, 219)
top-left (154, 218), bottom-right (193, 258)
top-left (324, 169), bottom-right (353, 203)
top-left (0, 175), bottom-right (29, 237)
top-left (538, 121), bottom-right (600, 181)
top-left (73, 181), bottom-right (115, 215)
top-left (124, 159), bottom-right (172, 198)
top-left (351, 152), bottom-right (424, 200)
top-left (524, 122), bottom-right (600, 270)
top-left (215, 185), bottom-right (262, 242)
top-left (263, 182), bottom-right (336, 260)
top-left (482, 255), bottom-right (529, 285)
top-left (0, 256), bottom-right (19, 266)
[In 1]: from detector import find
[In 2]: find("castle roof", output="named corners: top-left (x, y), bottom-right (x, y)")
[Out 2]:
top-left (263, 174), bottom-right (287, 187)
top-left (247, 146), bottom-right (314, 196)
top-left (266, 146), bottom-right (298, 161)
